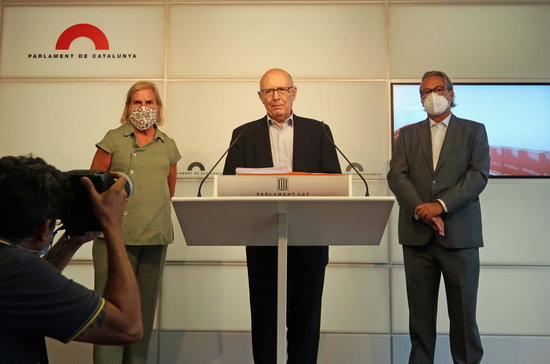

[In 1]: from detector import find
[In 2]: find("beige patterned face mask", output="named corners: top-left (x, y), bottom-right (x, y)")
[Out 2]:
top-left (129, 106), bottom-right (158, 131)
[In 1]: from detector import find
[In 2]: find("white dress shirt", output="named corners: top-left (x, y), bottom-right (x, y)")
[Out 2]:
top-left (430, 114), bottom-right (451, 212)
top-left (268, 115), bottom-right (294, 172)
top-left (267, 115), bottom-right (294, 172)
top-left (430, 114), bottom-right (451, 171)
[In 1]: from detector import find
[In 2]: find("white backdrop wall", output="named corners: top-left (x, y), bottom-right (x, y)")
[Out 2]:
top-left (1, 1), bottom-right (549, 363)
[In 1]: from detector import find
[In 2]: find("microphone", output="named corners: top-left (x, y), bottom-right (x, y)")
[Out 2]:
top-left (321, 121), bottom-right (369, 196)
top-left (197, 128), bottom-right (245, 197)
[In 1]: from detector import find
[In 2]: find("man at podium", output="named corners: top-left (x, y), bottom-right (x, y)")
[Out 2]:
top-left (223, 68), bottom-right (341, 364)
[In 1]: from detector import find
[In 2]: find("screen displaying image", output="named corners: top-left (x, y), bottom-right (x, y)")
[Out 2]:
top-left (392, 83), bottom-right (550, 177)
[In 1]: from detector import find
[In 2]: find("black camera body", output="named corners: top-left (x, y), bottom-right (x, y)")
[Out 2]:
top-left (62, 170), bottom-right (133, 235)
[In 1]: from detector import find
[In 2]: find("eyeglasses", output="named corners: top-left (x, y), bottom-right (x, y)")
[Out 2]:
top-left (420, 85), bottom-right (447, 97)
top-left (260, 86), bottom-right (294, 97)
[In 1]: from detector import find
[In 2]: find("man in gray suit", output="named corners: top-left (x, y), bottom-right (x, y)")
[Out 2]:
top-left (387, 71), bottom-right (490, 364)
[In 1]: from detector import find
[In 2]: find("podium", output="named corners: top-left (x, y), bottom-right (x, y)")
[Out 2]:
top-left (172, 176), bottom-right (394, 364)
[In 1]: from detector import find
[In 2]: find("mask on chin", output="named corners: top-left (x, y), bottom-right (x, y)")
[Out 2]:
top-left (422, 93), bottom-right (450, 116)
top-left (16, 242), bottom-right (51, 257)
top-left (129, 106), bottom-right (158, 131)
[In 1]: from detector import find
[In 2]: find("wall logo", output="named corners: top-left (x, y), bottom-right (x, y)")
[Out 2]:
top-left (346, 162), bottom-right (363, 172)
top-left (55, 24), bottom-right (109, 50)
top-left (178, 162), bottom-right (211, 177)
top-left (344, 162), bottom-right (381, 177)
top-left (28, 23), bottom-right (137, 60)
top-left (186, 162), bottom-right (206, 172)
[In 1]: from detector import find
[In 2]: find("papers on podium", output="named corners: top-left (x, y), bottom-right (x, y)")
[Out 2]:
top-left (235, 166), bottom-right (288, 174)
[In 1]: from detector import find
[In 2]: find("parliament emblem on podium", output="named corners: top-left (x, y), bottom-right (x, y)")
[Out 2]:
top-left (277, 177), bottom-right (289, 191)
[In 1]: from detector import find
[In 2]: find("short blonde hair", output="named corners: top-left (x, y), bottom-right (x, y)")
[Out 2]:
top-left (120, 81), bottom-right (164, 125)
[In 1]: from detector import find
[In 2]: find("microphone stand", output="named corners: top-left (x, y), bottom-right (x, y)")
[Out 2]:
top-left (197, 129), bottom-right (244, 197)
top-left (321, 121), bottom-right (370, 196)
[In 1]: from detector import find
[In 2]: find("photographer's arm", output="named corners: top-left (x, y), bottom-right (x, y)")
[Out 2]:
top-left (74, 174), bottom-right (143, 345)
top-left (45, 231), bottom-right (99, 271)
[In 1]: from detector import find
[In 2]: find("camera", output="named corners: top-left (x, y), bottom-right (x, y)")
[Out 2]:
top-left (62, 170), bottom-right (133, 235)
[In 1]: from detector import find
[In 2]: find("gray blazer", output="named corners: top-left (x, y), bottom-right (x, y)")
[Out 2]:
top-left (387, 114), bottom-right (490, 248)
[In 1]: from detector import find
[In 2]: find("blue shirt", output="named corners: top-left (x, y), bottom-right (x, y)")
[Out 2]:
top-left (0, 241), bottom-right (104, 363)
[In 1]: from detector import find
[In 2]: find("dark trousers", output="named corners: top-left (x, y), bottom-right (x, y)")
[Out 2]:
top-left (246, 245), bottom-right (327, 364)
top-left (403, 240), bottom-right (483, 364)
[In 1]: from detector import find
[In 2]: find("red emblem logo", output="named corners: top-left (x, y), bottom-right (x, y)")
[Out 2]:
top-left (55, 24), bottom-right (109, 50)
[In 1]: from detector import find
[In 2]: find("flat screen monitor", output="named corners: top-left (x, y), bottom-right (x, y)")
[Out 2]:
top-left (392, 83), bottom-right (550, 177)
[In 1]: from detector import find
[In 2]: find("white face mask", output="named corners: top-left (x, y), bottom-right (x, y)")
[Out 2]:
top-left (422, 93), bottom-right (450, 116)
top-left (128, 106), bottom-right (158, 131)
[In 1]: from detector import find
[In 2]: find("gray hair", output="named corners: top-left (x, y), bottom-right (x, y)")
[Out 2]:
top-left (420, 70), bottom-right (456, 107)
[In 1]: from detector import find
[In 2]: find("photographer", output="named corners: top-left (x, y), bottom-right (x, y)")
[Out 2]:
top-left (0, 155), bottom-right (142, 364)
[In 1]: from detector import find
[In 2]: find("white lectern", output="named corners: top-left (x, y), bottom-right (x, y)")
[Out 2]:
top-left (172, 176), bottom-right (394, 364)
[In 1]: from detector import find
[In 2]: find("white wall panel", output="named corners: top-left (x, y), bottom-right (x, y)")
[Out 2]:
top-left (0, 82), bottom-right (160, 171)
top-left (477, 335), bottom-right (550, 364)
top-left (168, 4), bottom-right (385, 79)
top-left (389, 4), bottom-right (550, 79)
top-left (392, 266), bottom-right (550, 335)
top-left (159, 332), bottom-right (253, 364)
top-left (61, 263), bottom-right (95, 290)
top-left (1, 6), bottom-right (165, 78)
top-left (318, 334), bottom-right (391, 364)
top-left (46, 339), bottom-right (93, 364)
top-left (394, 333), bottom-right (550, 364)
top-left (391, 266), bottom-right (410, 333)
top-left (477, 267), bottom-right (550, 335)
top-left (161, 264), bottom-right (392, 333)
top-left (329, 243), bottom-right (389, 264)
top-left (160, 264), bottom-right (251, 331)
top-left (72, 243), bottom-right (94, 261)
top-left (322, 265), bottom-right (390, 332)
top-left (298, 82), bottom-right (389, 179)
top-left (165, 81), bottom-right (264, 179)
top-left (480, 180), bottom-right (550, 265)
top-left (158, 332), bottom-right (393, 364)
